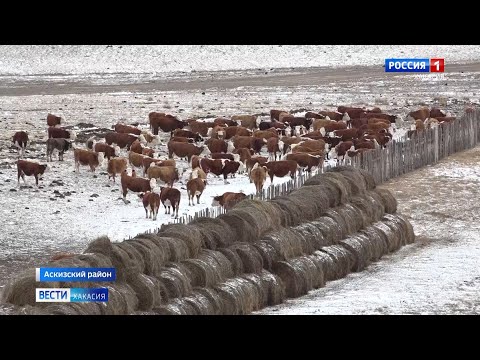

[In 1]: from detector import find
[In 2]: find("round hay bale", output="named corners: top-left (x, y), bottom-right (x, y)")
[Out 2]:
top-left (313, 217), bottom-right (344, 244)
top-left (198, 249), bottom-right (234, 279)
top-left (189, 217), bottom-right (236, 249)
top-left (77, 253), bottom-right (114, 268)
top-left (312, 250), bottom-right (337, 282)
top-left (194, 287), bottom-right (224, 315)
top-left (166, 297), bottom-right (201, 315)
top-left (161, 237), bottom-right (190, 262)
top-left (373, 188), bottom-right (398, 214)
top-left (381, 216), bottom-right (407, 248)
top-left (43, 304), bottom-right (81, 315)
top-left (259, 270), bottom-right (285, 306)
top-left (359, 227), bottom-right (387, 261)
top-left (213, 282), bottom-right (244, 315)
top-left (241, 273), bottom-right (268, 309)
top-left (133, 235), bottom-right (171, 265)
top-left (320, 172), bottom-right (353, 203)
top-left (182, 291), bottom-right (218, 315)
top-left (261, 229), bottom-right (305, 261)
top-left (349, 195), bottom-right (376, 225)
top-left (153, 302), bottom-right (187, 315)
top-left (300, 181), bottom-right (342, 208)
top-left (292, 222), bottom-right (330, 250)
top-left (272, 259), bottom-right (312, 298)
top-left (319, 245), bottom-right (354, 280)
top-left (181, 258), bottom-right (222, 288)
top-left (305, 254), bottom-right (326, 289)
top-left (339, 236), bottom-right (371, 272)
top-left (127, 273), bottom-right (163, 311)
top-left (324, 208), bottom-right (349, 239)
top-left (393, 213), bottom-right (415, 244)
top-left (123, 238), bottom-right (167, 276)
top-left (234, 199), bottom-right (284, 232)
top-left (157, 224), bottom-right (203, 258)
top-left (218, 211), bottom-right (260, 243)
top-left (217, 248), bottom-right (244, 276)
top-left (365, 191), bottom-right (386, 221)
top-left (233, 277), bottom-right (263, 313)
top-left (343, 202), bottom-right (370, 230)
top-left (336, 204), bottom-right (365, 234)
top-left (287, 187), bottom-right (331, 220)
top-left (252, 240), bottom-right (282, 271)
top-left (326, 166), bottom-right (367, 195)
top-left (157, 264), bottom-right (193, 299)
top-left (371, 221), bottom-right (401, 253)
top-left (114, 241), bottom-right (146, 275)
top-left (228, 243), bottom-right (264, 273)
top-left (84, 236), bottom-right (114, 257)
top-left (269, 196), bottom-right (304, 227)
top-left (1, 268), bottom-right (42, 306)
top-left (17, 305), bottom-right (50, 315)
top-left (104, 283), bottom-right (138, 315)
top-left (357, 168), bottom-right (377, 189)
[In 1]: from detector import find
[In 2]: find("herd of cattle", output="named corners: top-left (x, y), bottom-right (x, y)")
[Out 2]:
top-left (11, 106), bottom-right (455, 221)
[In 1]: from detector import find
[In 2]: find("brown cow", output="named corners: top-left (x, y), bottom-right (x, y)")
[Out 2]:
top-left (408, 107), bottom-right (430, 121)
top-left (139, 131), bottom-right (162, 146)
top-left (167, 141), bottom-right (209, 162)
top-left (246, 156), bottom-right (268, 175)
top-left (159, 186), bottom-right (181, 218)
top-left (138, 191), bottom-right (161, 220)
top-left (147, 165), bottom-right (179, 187)
top-left (430, 108), bottom-right (446, 118)
top-left (46, 138), bottom-right (73, 162)
top-left (205, 138), bottom-right (229, 153)
top-left (130, 140), bottom-right (144, 154)
top-left (105, 132), bottom-right (138, 150)
top-left (120, 170), bottom-right (155, 202)
top-left (186, 175), bottom-right (207, 206)
top-left (231, 115), bottom-right (257, 130)
top-left (142, 157), bottom-right (174, 176)
top-left (107, 157), bottom-right (128, 183)
top-left (48, 127), bottom-right (77, 140)
top-left (329, 141), bottom-right (355, 164)
top-left (362, 112), bottom-right (396, 123)
top-left (212, 192), bottom-right (247, 210)
top-left (233, 136), bottom-right (267, 154)
top-left (264, 160), bottom-right (298, 182)
top-left (12, 131), bottom-right (29, 158)
top-left (128, 151), bottom-right (148, 170)
top-left (332, 128), bottom-right (361, 141)
top-left (270, 109), bottom-right (289, 121)
top-left (170, 136), bottom-right (194, 143)
top-left (267, 137), bottom-right (284, 161)
top-left (318, 110), bottom-right (343, 121)
top-left (149, 113), bottom-right (186, 135)
top-left (214, 118), bottom-right (238, 127)
top-left (171, 128), bottom-right (203, 142)
top-left (94, 142), bottom-right (119, 161)
top-left (17, 160), bottom-right (47, 186)
top-left (186, 121), bottom-right (215, 137)
top-left (305, 111), bottom-right (325, 119)
top-left (285, 153), bottom-right (323, 173)
top-left (47, 113), bottom-right (63, 127)
top-left (250, 163), bottom-right (268, 194)
top-left (221, 160), bottom-right (241, 184)
top-left (114, 123), bottom-right (141, 135)
top-left (253, 129), bottom-right (279, 140)
top-left (73, 149), bottom-right (104, 173)
top-left (209, 125), bottom-right (227, 140)
top-left (232, 147), bottom-right (253, 164)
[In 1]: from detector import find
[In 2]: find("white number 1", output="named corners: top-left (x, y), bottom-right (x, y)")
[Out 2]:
top-left (433, 60), bottom-right (440, 71)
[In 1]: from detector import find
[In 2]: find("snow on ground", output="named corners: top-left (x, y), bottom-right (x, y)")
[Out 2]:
top-left (0, 45), bottom-right (479, 77)
top-left (259, 146), bottom-right (480, 315)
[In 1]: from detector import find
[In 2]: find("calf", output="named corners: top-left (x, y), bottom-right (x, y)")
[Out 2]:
top-left (147, 165), bottom-right (179, 187)
top-left (17, 160), bottom-right (47, 186)
top-left (246, 156), bottom-right (268, 175)
top-left (138, 191), bottom-right (161, 220)
top-left (46, 138), bottom-right (72, 162)
top-left (107, 157), bottom-right (128, 183)
top-left (93, 142), bottom-right (119, 161)
top-left (12, 131), bottom-right (29, 158)
top-left (285, 153), bottom-right (323, 173)
top-left (186, 176), bottom-right (207, 206)
top-left (250, 163), bottom-right (268, 194)
top-left (48, 127), bottom-right (76, 140)
top-left (212, 192), bottom-right (247, 210)
top-left (73, 149), bottom-right (104, 173)
top-left (159, 186), bottom-right (181, 218)
top-left (47, 113), bottom-right (63, 127)
top-left (120, 169), bottom-right (156, 202)
top-left (114, 123), bottom-right (142, 135)
top-left (264, 160), bottom-right (298, 182)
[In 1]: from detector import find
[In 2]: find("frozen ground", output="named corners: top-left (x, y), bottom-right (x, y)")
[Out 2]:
top-left (260, 146), bottom-right (480, 315)
top-left (0, 46), bottom-right (479, 314)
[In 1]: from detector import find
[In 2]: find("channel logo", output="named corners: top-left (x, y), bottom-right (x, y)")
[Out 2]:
top-left (35, 288), bottom-right (108, 302)
top-left (385, 58), bottom-right (445, 73)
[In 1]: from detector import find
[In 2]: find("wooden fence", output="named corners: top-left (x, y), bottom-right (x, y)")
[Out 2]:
top-left (132, 108), bottom-right (479, 233)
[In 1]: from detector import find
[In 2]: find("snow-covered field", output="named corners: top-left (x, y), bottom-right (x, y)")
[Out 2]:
top-left (1, 45), bottom-right (479, 314)
top-left (0, 45), bottom-right (479, 76)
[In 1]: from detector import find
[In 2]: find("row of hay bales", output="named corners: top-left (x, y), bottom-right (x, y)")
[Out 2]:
top-left (1, 166), bottom-right (415, 315)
